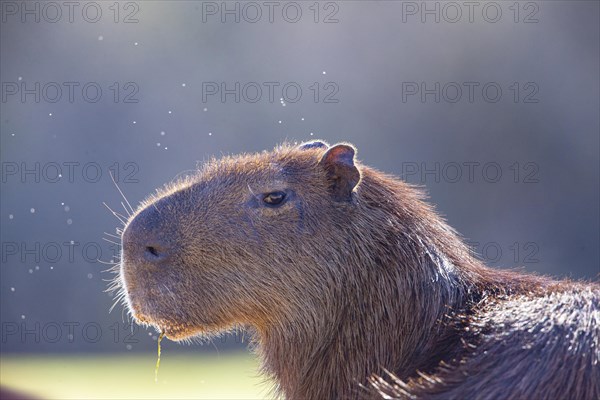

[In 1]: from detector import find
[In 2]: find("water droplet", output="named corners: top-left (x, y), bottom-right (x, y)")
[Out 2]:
top-left (35, 266), bottom-right (40, 271)
top-left (87, 273), bottom-right (93, 279)
top-left (28, 269), bottom-right (33, 274)
top-left (282, 103), bottom-right (286, 107)
top-left (9, 214), bottom-right (14, 219)
top-left (278, 121), bottom-right (282, 124)
top-left (18, 77), bottom-right (22, 81)
top-left (160, 131), bottom-right (165, 136)
top-left (30, 208), bottom-right (35, 213)
top-left (132, 121), bottom-right (137, 124)
top-left (67, 219), bottom-right (73, 225)
top-left (98, 35), bottom-right (104, 41)
top-left (64, 205), bottom-right (70, 212)
top-left (203, 107), bottom-right (208, 112)
top-left (11, 133), bottom-right (15, 136)
top-left (21, 315), bottom-right (26, 319)
top-left (10, 287), bottom-right (15, 292)
top-left (322, 71), bottom-right (327, 75)
top-left (148, 332), bottom-right (152, 336)
top-left (181, 83), bottom-right (186, 87)
top-left (68, 334), bottom-right (74, 340)
top-left (48, 113), bottom-right (52, 116)
top-left (50, 266), bottom-right (54, 270)
top-left (134, 42), bottom-right (138, 46)
top-left (156, 143), bottom-right (161, 147)
top-left (301, 117), bottom-right (305, 121)
top-left (70, 240), bottom-right (74, 245)
top-left (168, 110), bottom-right (172, 114)
top-left (61, 202), bottom-right (64, 206)
top-left (164, 147), bottom-right (168, 150)
top-left (208, 132), bottom-right (212, 136)
top-left (58, 174), bottom-right (62, 178)
top-left (126, 344), bottom-right (132, 350)
top-left (310, 132), bottom-right (314, 136)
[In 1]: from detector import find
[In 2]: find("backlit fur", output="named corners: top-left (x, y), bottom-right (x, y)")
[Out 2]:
top-left (116, 142), bottom-right (599, 399)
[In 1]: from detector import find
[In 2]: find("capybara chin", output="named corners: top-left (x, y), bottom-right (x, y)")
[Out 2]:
top-left (117, 140), bottom-right (599, 399)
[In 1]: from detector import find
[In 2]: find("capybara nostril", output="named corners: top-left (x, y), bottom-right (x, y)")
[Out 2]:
top-left (143, 244), bottom-right (169, 262)
top-left (121, 202), bottom-right (173, 266)
top-left (146, 246), bottom-right (159, 257)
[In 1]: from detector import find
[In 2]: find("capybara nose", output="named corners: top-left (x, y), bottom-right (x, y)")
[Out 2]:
top-left (122, 205), bottom-right (172, 266)
top-left (143, 242), bottom-right (169, 263)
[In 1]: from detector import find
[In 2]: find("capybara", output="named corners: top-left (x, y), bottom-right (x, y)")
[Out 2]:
top-left (116, 141), bottom-right (599, 399)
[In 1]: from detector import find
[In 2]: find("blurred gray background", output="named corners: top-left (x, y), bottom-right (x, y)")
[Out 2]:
top-left (1, 1), bottom-right (598, 354)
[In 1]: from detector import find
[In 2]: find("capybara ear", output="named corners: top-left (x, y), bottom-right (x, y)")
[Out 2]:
top-left (299, 140), bottom-right (330, 150)
top-left (319, 143), bottom-right (360, 202)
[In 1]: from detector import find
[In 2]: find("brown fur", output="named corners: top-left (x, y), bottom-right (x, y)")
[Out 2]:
top-left (115, 141), bottom-right (599, 399)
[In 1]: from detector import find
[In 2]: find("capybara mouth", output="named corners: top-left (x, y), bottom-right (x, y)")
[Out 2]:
top-left (159, 324), bottom-right (201, 341)
top-left (134, 312), bottom-right (201, 341)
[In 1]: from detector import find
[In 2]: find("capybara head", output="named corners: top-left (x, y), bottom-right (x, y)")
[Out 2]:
top-left (120, 141), bottom-right (363, 340)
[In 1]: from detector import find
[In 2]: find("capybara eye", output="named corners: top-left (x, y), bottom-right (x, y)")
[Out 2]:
top-left (263, 191), bottom-right (287, 207)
